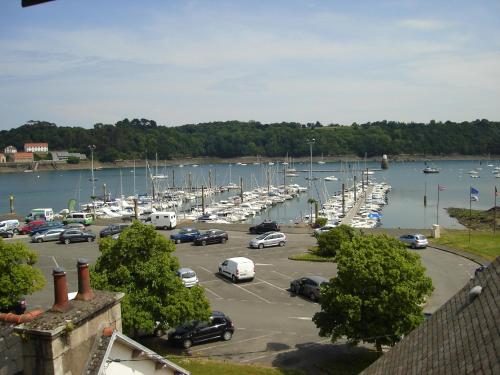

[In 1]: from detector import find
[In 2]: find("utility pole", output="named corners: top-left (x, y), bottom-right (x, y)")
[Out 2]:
top-left (88, 145), bottom-right (96, 198)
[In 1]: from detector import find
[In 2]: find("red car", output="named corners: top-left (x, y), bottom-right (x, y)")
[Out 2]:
top-left (19, 220), bottom-right (46, 235)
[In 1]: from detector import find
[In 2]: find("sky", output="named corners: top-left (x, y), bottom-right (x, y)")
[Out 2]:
top-left (0, 0), bottom-right (499, 130)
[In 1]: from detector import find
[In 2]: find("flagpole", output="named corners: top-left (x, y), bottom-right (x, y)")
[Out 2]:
top-left (469, 185), bottom-right (472, 244)
top-left (495, 186), bottom-right (497, 235)
top-left (436, 185), bottom-right (439, 225)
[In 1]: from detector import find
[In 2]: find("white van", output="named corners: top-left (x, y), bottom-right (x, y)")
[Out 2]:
top-left (64, 212), bottom-right (94, 226)
top-left (27, 208), bottom-right (54, 222)
top-left (0, 219), bottom-right (19, 232)
top-left (150, 211), bottom-right (177, 230)
top-left (219, 257), bottom-right (255, 283)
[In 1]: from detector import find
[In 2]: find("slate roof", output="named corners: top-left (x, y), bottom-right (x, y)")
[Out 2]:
top-left (362, 256), bottom-right (500, 375)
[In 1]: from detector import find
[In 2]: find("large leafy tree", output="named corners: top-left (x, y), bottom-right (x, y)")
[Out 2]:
top-left (313, 234), bottom-right (434, 351)
top-left (91, 221), bottom-right (210, 336)
top-left (316, 224), bottom-right (360, 257)
top-left (0, 239), bottom-right (46, 308)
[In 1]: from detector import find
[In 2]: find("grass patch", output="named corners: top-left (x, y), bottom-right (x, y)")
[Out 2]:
top-left (430, 229), bottom-right (500, 261)
top-left (168, 357), bottom-right (304, 375)
top-left (447, 207), bottom-right (499, 231)
top-left (288, 253), bottom-right (335, 262)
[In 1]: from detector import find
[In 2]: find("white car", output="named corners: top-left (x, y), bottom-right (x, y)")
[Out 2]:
top-left (249, 232), bottom-right (286, 249)
top-left (219, 257), bottom-right (255, 283)
top-left (177, 268), bottom-right (199, 288)
top-left (313, 224), bottom-right (337, 236)
top-left (399, 234), bottom-right (429, 249)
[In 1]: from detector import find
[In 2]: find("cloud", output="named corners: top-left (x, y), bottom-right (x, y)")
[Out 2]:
top-left (397, 18), bottom-right (451, 31)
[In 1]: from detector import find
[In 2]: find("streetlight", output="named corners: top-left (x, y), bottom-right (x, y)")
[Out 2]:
top-left (88, 145), bottom-right (96, 197)
top-left (306, 138), bottom-right (315, 188)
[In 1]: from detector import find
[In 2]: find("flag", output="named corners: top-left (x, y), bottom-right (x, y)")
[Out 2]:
top-left (438, 184), bottom-right (447, 191)
top-left (470, 187), bottom-right (479, 195)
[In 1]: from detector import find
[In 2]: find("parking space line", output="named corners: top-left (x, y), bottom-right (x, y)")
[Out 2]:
top-left (204, 287), bottom-right (223, 299)
top-left (231, 283), bottom-right (272, 304)
top-left (255, 277), bottom-right (288, 292)
top-left (198, 266), bottom-right (213, 274)
top-left (240, 281), bottom-right (265, 287)
top-left (239, 338), bottom-right (331, 363)
top-left (51, 256), bottom-right (59, 268)
top-left (189, 333), bottom-right (277, 353)
top-left (272, 270), bottom-right (293, 280)
top-left (199, 279), bottom-right (220, 284)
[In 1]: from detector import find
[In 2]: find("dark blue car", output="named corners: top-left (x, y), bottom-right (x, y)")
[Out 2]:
top-left (170, 228), bottom-right (201, 244)
top-left (29, 221), bottom-right (64, 236)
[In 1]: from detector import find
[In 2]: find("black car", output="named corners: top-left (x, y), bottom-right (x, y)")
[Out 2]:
top-left (0, 229), bottom-right (14, 238)
top-left (29, 221), bottom-right (64, 236)
top-left (59, 229), bottom-right (96, 244)
top-left (193, 229), bottom-right (228, 246)
top-left (290, 275), bottom-right (329, 301)
top-left (168, 311), bottom-right (234, 349)
top-left (249, 220), bottom-right (280, 234)
top-left (0, 298), bottom-right (26, 314)
top-left (99, 223), bottom-right (130, 238)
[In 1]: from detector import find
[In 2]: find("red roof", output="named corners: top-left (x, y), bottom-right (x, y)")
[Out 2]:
top-left (24, 143), bottom-right (48, 147)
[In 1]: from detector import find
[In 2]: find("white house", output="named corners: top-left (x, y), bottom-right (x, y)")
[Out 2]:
top-left (24, 142), bottom-right (49, 153)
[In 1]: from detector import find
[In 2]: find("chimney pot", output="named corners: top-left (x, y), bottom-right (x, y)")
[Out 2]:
top-left (75, 259), bottom-right (94, 301)
top-left (51, 268), bottom-right (71, 312)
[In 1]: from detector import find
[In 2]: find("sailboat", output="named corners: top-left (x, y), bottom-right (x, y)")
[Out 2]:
top-left (318, 154), bottom-right (325, 165)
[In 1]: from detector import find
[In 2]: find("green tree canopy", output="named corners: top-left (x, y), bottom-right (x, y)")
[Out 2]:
top-left (313, 234), bottom-right (434, 351)
top-left (91, 221), bottom-right (211, 336)
top-left (316, 224), bottom-right (360, 257)
top-left (0, 239), bottom-right (46, 308)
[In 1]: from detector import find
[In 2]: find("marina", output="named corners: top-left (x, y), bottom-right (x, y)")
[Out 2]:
top-left (1, 159), bottom-right (499, 229)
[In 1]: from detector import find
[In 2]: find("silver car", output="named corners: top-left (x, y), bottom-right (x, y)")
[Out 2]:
top-left (399, 234), bottom-right (429, 249)
top-left (249, 232), bottom-right (286, 249)
top-left (177, 268), bottom-right (199, 288)
top-left (31, 228), bottom-right (66, 243)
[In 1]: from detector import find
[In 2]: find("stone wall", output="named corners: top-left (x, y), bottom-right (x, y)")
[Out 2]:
top-left (0, 322), bottom-right (23, 375)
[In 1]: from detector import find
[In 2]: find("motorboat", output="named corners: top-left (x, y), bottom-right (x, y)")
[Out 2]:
top-left (324, 176), bottom-right (338, 181)
top-left (422, 167), bottom-right (439, 174)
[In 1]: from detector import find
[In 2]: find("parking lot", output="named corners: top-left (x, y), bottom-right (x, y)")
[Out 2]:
top-left (5, 224), bottom-right (479, 372)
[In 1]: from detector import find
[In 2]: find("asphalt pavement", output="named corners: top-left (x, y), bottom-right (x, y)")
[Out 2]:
top-left (3, 225), bottom-right (479, 374)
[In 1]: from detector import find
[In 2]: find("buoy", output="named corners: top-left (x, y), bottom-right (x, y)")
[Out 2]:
top-left (381, 154), bottom-right (389, 170)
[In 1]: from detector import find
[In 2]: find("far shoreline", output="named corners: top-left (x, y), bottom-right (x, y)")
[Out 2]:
top-left (0, 154), bottom-right (498, 174)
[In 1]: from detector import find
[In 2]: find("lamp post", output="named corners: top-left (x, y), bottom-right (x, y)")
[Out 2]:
top-left (88, 145), bottom-right (96, 197)
top-left (306, 138), bottom-right (315, 189)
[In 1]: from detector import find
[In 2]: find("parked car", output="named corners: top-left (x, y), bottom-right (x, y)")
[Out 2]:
top-left (249, 232), bottom-right (286, 249)
top-left (177, 268), bottom-right (199, 288)
top-left (170, 228), bottom-right (201, 244)
top-left (29, 221), bottom-right (64, 236)
top-left (0, 229), bottom-right (15, 238)
top-left (399, 234), bottom-right (428, 249)
top-left (64, 222), bottom-right (86, 230)
top-left (0, 298), bottom-right (26, 314)
top-left (99, 223), bottom-right (130, 238)
top-left (63, 212), bottom-right (94, 226)
top-left (0, 219), bottom-right (20, 233)
top-left (290, 275), bottom-right (329, 301)
top-left (193, 229), bottom-right (228, 246)
top-left (19, 220), bottom-right (46, 235)
top-left (31, 228), bottom-right (66, 243)
top-left (168, 311), bottom-right (234, 349)
top-left (59, 229), bottom-right (96, 244)
top-left (218, 257), bottom-right (255, 282)
top-left (313, 224), bottom-right (337, 237)
top-left (249, 220), bottom-right (280, 234)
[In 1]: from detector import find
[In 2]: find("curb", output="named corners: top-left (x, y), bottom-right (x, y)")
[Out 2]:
top-left (428, 244), bottom-right (488, 266)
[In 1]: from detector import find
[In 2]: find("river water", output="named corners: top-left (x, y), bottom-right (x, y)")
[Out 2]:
top-left (1, 159), bottom-right (499, 229)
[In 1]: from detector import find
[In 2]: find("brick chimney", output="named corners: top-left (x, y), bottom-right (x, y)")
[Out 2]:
top-left (51, 267), bottom-right (70, 312)
top-left (75, 258), bottom-right (94, 301)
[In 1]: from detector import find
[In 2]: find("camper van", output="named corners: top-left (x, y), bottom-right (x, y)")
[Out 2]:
top-left (150, 211), bottom-right (177, 230)
top-left (63, 212), bottom-right (94, 226)
top-left (25, 208), bottom-right (54, 222)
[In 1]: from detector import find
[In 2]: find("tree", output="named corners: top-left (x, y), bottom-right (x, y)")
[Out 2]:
top-left (316, 224), bottom-right (359, 257)
top-left (313, 235), bottom-right (434, 351)
top-left (91, 221), bottom-right (211, 336)
top-left (0, 240), bottom-right (46, 309)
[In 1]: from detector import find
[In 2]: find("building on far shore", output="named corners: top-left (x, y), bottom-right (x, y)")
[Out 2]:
top-left (4, 145), bottom-right (17, 155)
top-left (0, 153), bottom-right (5, 163)
top-left (13, 152), bottom-right (34, 163)
top-left (51, 151), bottom-right (87, 162)
top-left (24, 142), bottom-right (48, 154)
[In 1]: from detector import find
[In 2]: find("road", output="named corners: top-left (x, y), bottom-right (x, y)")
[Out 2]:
top-left (4, 226), bottom-right (479, 374)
